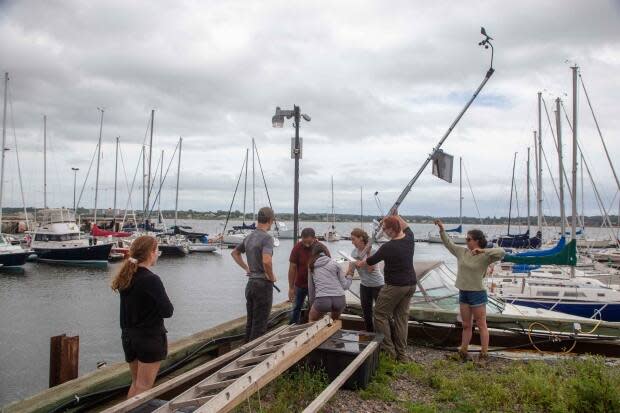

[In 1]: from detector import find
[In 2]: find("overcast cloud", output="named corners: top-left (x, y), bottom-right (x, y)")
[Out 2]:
top-left (1, 0), bottom-right (619, 219)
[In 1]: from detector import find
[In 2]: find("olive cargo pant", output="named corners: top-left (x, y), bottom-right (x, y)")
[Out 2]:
top-left (373, 284), bottom-right (416, 358)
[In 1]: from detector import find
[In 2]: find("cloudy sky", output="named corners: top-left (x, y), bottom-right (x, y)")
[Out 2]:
top-left (1, 0), bottom-right (619, 219)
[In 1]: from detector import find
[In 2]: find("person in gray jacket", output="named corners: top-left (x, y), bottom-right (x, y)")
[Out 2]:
top-left (308, 243), bottom-right (352, 321)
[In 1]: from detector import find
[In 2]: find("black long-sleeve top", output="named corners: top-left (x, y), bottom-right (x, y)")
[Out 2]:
top-left (119, 267), bottom-right (174, 334)
top-left (366, 227), bottom-right (416, 286)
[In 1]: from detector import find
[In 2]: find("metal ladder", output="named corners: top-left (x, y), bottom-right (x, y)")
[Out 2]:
top-left (152, 316), bottom-right (340, 413)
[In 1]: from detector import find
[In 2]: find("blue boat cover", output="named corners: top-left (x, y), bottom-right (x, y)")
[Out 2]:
top-left (445, 224), bottom-right (462, 233)
top-left (503, 239), bottom-right (577, 266)
top-left (511, 237), bottom-right (566, 257)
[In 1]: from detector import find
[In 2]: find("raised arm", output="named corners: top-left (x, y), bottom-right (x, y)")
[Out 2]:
top-left (396, 215), bottom-right (409, 232)
top-left (435, 219), bottom-right (464, 258)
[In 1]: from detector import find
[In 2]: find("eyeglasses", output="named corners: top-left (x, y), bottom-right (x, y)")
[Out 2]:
top-left (466, 237), bottom-right (473, 242)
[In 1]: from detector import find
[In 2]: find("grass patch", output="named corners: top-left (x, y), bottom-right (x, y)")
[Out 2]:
top-left (231, 365), bottom-right (328, 413)
top-left (376, 355), bottom-right (620, 413)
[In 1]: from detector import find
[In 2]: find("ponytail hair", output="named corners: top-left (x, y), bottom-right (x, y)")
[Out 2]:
top-left (308, 243), bottom-right (330, 272)
top-left (111, 235), bottom-right (158, 291)
top-left (467, 229), bottom-right (487, 249)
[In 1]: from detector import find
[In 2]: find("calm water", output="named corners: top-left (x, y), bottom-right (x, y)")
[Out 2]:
top-left (0, 220), bottom-right (605, 405)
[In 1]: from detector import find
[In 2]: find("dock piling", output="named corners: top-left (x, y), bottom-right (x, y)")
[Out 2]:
top-left (49, 334), bottom-right (79, 387)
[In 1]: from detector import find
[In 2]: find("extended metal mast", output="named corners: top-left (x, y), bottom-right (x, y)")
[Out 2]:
top-left (175, 137), bottom-right (182, 226)
top-left (93, 108), bottom-right (104, 223)
top-left (380, 28), bottom-right (495, 223)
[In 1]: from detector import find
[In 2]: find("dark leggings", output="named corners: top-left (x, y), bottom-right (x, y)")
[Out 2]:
top-left (360, 284), bottom-right (383, 331)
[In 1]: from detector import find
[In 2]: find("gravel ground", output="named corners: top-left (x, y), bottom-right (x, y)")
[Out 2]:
top-left (322, 344), bottom-right (499, 413)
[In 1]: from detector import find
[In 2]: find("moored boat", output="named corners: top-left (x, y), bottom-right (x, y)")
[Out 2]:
top-left (29, 208), bottom-right (112, 266)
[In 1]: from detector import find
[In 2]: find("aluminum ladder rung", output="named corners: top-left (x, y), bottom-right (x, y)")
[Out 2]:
top-left (217, 365), bottom-right (254, 379)
top-left (252, 344), bottom-right (284, 356)
top-left (196, 378), bottom-right (236, 393)
top-left (235, 353), bottom-right (270, 366)
top-left (169, 395), bottom-right (213, 410)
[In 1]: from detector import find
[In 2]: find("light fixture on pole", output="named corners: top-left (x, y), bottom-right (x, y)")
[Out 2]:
top-left (71, 167), bottom-right (79, 212)
top-left (272, 105), bottom-right (311, 242)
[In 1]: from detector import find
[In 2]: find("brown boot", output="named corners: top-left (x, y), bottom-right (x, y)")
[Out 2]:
top-left (476, 352), bottom-right (490, 366)
top-left (447, 349), bottom-right (469, 362)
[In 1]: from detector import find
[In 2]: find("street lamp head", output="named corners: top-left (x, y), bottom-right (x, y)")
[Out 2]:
top-left (301, 114), bottom-right (311, 122)
top-left (272, 114), bottom-right (284, 128)
top-left (272, 107), bottom-right (285, 128)
top-left (72, 167), bottom-right (79, 171)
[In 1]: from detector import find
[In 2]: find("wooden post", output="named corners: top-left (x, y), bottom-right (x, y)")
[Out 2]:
top-left (49, 334), bottom-right (79, 387)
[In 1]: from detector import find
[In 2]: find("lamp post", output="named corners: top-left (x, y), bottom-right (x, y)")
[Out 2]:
top-left (71, 167), bottom-right (79, 212)
top-left (272, 105), bottom-right (311, 242)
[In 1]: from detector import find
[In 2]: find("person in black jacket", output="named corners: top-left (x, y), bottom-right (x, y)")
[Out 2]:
top-left (356, 215), bottom-right (416, 362)
top-left (111, 235), bottom-right (173, 398)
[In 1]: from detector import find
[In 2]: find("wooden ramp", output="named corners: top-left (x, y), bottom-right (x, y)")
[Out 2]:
top-left (149, 316), bottom-right (340, 413)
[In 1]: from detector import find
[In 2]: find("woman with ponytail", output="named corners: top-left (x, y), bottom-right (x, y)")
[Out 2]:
top-left (434, 220), bottom-right (504, 364)
top-left (111, 235), bottom-right (173, 398)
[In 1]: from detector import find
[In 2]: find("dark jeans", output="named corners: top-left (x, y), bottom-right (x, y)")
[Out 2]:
top-left (289, 286), bottom-right (309, 324)
top-left (245, 278), bottom-right (273, 342)
top-left (360, 284), bottom-right (383, 332)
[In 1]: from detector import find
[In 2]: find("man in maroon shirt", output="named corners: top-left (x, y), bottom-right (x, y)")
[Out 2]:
top-left (288, 228), bottom-right (330, 324)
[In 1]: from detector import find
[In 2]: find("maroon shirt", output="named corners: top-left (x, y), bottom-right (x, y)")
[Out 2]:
top-left (289, 241), bottom-right (330, 288)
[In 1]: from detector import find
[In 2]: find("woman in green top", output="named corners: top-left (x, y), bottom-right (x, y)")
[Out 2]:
top-left (434, 220), bottom-right (505, 362)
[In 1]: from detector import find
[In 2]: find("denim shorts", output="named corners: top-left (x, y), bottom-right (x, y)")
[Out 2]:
top-left (459, 290), bottom-right (488, 307)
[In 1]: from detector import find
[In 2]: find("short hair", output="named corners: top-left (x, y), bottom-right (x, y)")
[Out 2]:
top-left (257, 207), bottom-right (274, 224)
top-left (382, 216), bottom-right (400, 234)
top-left (350, 228), bottom-right (369, 244)
top-left (300, 227), bottom-right (315, 239)
top-left (467, 229), bottom-right (487, 248)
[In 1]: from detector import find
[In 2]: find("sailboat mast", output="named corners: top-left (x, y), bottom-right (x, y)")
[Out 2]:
top-left (537, 92), bottom-right (543, 233)
top-left (570, 66), bottom-right (579, 278)
top-left (527, 147), bottom-right (531, 232)
top-left (331, 176), bottom-right (335, 229)
top-left (175, 137), bottom-right (182, 226)
top-left (93, 107), bottom-right (104, 224)
top-left (581, 152), bottom-right (584, 231)
top-left (0, 73), bottom-right (8, 228)
top-left (555, 98), bottom-right (566, 235)
top-left (113, 136), bottom-right (119, 219)
top-left (252, 138), bottom-right (256, 222)
top-left (159, 149), bottom-right (163, 222)
top-left (360, 186), bottom-right (363, 228)
top-left (44, 114), bottom-right (47, 209)
top-left (459, 157), bottom-right (463, 229)
top-left (142, 145), bottom-right (146, 217)
top-left (242, 148), bottom-right (248, 223)
top-left (507, 152), bottom-right (517, 235)
top-left (146, 109), bottom-right (154, 218)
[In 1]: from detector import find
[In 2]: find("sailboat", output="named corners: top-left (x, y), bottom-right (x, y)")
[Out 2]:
top-left (323, 176), bottom-right (341, 242)
top-left (428, 157), bottom-right (467, 244)
top-left (30, 110), bottom-right (112, 266)
top-left (489, 70), bottom-right (620, 320)
top-left (493, 152), bottom-right (542, 249)
top-left (221, 141), bottom-right (280, 247)
top-left (0, 72), bottom-right (30, 268)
